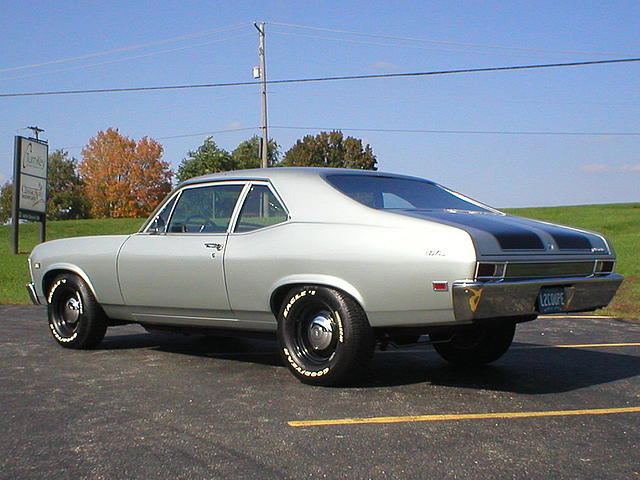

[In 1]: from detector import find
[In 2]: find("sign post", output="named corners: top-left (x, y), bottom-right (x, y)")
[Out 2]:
top-left (12, 135), bottom-right (48, 254)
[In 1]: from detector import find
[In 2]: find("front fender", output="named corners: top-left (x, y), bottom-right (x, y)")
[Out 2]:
top-left (39, 263), bottom-right (99, 303)
top-left (29, 234), bottom-right (130, 306)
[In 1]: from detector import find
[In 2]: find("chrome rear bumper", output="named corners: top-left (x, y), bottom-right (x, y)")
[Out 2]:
top-left (452, 274), bottom-right (623, 322)
top-left (25, 282), bottom-right (41, 305)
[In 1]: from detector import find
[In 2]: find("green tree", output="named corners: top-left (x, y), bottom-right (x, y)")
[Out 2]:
top-left (47, 149), bottom-right (91, 220)
top-left (176, 137), bottom-right (234, 183)
top-left (280, 131), bottom-right (377, 170)
top-left (0, 182), bottom-right (11, 224)
top-left (232, 136), bottom-right (280, 169)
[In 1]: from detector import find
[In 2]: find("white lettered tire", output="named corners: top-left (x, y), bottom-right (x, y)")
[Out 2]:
top-left (47, 273), bottom-right (108, 349)
top-left (277, 286), bottom-right (375, 386)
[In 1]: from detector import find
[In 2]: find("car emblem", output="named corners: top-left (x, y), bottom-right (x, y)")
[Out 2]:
top-left (466, 287), bottom-right (484, 312)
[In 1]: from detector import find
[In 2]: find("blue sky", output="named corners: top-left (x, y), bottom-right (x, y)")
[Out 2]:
top-left (1, 1), bottom-right (638, 207)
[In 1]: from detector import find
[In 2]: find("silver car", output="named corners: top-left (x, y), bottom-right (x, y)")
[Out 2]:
top-left (27, 168), bottom-right (623, 385)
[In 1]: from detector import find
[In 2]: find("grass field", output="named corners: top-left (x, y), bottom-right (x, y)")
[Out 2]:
top-left (503, 203), bottom-right (640, 321)
top-left (1, 204), bottom-right (638, 319)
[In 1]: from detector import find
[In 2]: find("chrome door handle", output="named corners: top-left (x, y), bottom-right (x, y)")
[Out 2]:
top-left (204, 243), bottom-right (223, 251)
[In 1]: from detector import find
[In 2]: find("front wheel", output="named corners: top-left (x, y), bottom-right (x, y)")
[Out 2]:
top-left (431, 322), bottom-right (516, 366)
top-left (277, 286), bottom-right (375, 386)
top-left (47, 273), bottom-right (108, 349)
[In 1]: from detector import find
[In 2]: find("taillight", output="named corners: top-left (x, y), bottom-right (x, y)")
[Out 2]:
top-left (475, 262), bottom-right (506, 281)
top-left (594, 260), bottom-right (615, 274)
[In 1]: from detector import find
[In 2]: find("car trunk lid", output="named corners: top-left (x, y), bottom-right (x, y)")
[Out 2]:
top-left (392, 209), bottom-right (610, 258)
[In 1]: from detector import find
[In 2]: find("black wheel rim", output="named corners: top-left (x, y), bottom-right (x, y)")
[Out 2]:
top-left (291, 302), bottom-right (340, 365)
top-left (51, 286), bottom-right (83, 338)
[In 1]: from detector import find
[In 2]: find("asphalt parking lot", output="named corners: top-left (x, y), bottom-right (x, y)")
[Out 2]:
top-left (1, 306), bottom-right (638, 479)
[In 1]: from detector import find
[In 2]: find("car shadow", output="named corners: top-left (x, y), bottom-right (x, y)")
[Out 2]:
top-left (100, 332), bottom-right (284, 368)
top-left (354, 342), bottom-right (640, 393)
top-left (98, 333), bottom-right (640, 393)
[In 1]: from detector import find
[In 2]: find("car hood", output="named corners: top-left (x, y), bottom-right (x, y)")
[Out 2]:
top-left (393, 210), bottom-right (611, 258)
top-left (30, 234), bottom-right (132, 261)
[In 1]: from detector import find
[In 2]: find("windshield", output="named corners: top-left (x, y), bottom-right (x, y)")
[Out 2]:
top-left (325, 174), bottom-right (492, 212)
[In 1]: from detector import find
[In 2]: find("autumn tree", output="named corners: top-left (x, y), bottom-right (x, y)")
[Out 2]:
top-left (281, 131), bottom-right (377, 170)
top-left (176, 137), bottom-right (234, 183)
top-left (79, 128), bottom-right (172, 218)
top-left (232, 136), bottom-right (280, 169)
top-left (47, 149), bottom-right (90, 220)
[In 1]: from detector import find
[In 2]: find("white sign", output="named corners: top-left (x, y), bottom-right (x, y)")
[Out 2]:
top-left (20, 139), bottom-right (48, 179)
top-left (19, 173), bottom-right (47, 213)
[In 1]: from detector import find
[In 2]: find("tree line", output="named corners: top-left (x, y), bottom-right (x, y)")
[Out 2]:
top-left (0, 128), bottom-right (377, 222)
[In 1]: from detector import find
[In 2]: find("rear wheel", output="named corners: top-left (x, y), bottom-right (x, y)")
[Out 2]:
top-left (431, 322), bottom-right (516, 366)
top-left (277, 286), bottom-right (375, 386)
top-left (47, 273), bottom-right (108, 349)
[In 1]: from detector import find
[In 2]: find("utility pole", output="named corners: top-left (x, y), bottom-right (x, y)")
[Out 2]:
top-left (27, 126), bottom-right (45, 141)
top-left (254, 22), bottom-right (269, 168)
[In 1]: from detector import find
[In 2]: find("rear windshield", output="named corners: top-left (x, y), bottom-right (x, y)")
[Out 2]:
top-left (325, 174), bottom-right (491, 212)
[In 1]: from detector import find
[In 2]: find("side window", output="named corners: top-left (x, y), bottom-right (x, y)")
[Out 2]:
top-left (235, 185), bottom-right (287, 233)
top-left (167, 184), bottom-right (243, 233)
top-left (146, 194), bottom-right (177, 233)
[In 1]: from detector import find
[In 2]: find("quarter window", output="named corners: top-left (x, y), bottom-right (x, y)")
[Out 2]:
top-left (168, 184), bottom-right (243, 233)
top-left (235, 185), bottom-right (287, 232)
top-left (325, 174), bottom-right (491, 212)
top-left (145, 194), bottom-right (177, 233)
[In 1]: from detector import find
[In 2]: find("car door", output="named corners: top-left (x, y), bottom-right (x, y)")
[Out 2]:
top-left (224, 182), bottom-right (290, 319)
top-left (117, 181), bottom-right (247, 325)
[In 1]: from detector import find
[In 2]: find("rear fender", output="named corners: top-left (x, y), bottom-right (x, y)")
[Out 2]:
top-left (270, 274), bottom-right (366, 315)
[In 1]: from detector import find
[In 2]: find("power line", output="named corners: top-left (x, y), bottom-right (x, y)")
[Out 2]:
top-left (58, 127), bottom-right (259, 150)
top-left (155, 127), bottom-right (258, 140)
top-left (55, 126), bottom-right (640, 153)
top-left (264, 79), bottom-right (639, 105)
top-left (270, 30), bottom-right (564, 59)
top-left (4, 123), bottom-right (635, 159)
top-left (0, 34), bottom-right (254, 82)
top-left (0, 23), bottom-right (249, 74)
top-left (268, 85), bottom-right (639, 106)
top-left (270, 126), bottom-right (640, 136)
top-left (1, 57), bottom-right (638, 98)
top-left (267, 21), bottom-right (638, 57)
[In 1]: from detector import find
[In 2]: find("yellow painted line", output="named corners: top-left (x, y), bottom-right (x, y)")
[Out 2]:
top-left (541, 315), bottom-right (615, 319)
top-left (288, 406), bottom-right (640, 428)
top-left (382, 342), bottom-right (640, 353)
top-left (553, 342), bottom-right (640, 348)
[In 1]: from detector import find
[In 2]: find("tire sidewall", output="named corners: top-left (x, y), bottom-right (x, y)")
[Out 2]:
top-left (277, 286), bottom-right (358, 384)
top-left (47, 274), bottom-right (104, 349)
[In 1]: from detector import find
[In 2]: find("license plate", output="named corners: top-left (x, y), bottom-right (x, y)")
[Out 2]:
top-left (537, 287), bottom-right (566, 314)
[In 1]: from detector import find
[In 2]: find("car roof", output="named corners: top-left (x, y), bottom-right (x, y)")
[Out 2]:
top-left (179, 167), bottom-right (433, 188)
top-left (141, 167), bottom-right (456, 232)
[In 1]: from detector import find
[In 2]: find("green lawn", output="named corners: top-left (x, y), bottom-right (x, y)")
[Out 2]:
top-left (1, 204), bottom-right (638, 319)
top-left (503, 203), bottom-right (640, 320)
